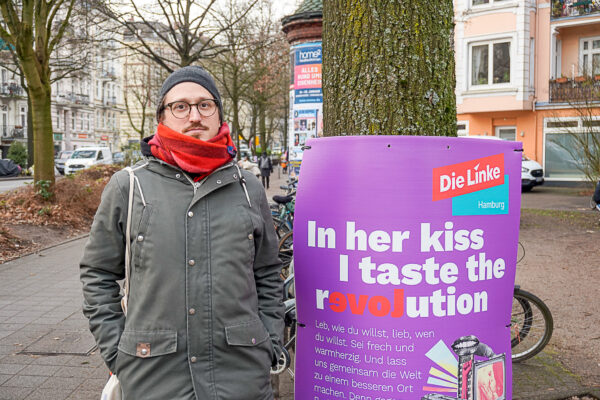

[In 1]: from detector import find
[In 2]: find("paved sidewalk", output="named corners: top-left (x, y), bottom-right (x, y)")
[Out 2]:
top-left (1, 168), bottom-right (599, 400)
top-left (0, 240), bottom-right (108, 400)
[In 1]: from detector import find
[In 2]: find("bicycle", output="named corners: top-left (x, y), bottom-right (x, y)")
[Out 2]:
top-left (591, 180), bottom-right (600, 211)
top-left (511, 286), bottom-right (554, 362)
top-left (277, 230), bottom-right (294, 279)
top-left (270, 178), bottom-right (296, 240)
top-left (510, 241), bottom-right (554, 362)
top-left (271, 195), bottom-right (294, 239)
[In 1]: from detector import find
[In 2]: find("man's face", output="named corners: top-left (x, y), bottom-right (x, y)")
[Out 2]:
top-left (160, 82), bottom-right (220, 141)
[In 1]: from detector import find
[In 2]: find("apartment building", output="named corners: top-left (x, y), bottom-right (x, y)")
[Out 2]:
top-left (51, 22), bottom-right (125, 153)
top-left (455, 0), bottom-right (600, 181)
top-left (0, 62), bottom-right (27, 158)
top-left (119, 21), bottom-right (173, 146)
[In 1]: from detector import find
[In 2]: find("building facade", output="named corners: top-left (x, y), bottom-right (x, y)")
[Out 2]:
top-left (0, 63), bottom-right (27, 158)
top-left (455, 0), bottom-right (600, 181)
top-left (51, 23), bottom-right (125, 153)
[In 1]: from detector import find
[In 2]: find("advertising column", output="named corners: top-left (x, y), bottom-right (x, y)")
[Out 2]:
top-left (288, 41), bottom-right (322, 176)
top-left (293, 136), bottom-right (522, 400)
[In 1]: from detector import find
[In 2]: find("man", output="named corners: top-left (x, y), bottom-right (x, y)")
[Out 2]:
top-left (81, 66), bottom-right (284, 400)
top-left (259, 152), bottom-right (272, 189)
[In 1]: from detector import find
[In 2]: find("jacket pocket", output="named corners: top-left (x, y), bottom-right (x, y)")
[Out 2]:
top-left (117, 330), bottom-right (177, 358)
top-left (225, 319), bottom-right (269, 347)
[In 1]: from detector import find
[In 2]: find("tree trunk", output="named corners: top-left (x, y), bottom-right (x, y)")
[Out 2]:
top-left (26, 94), bottom-right (34, 168)
top-left (322, 1), bottom-right (456, 137)
top-left (29, 85), bottom-right (55, 184)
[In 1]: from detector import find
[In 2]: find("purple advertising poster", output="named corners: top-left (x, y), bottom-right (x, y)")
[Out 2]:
top-left (293, 136), bottom-right (522, 400)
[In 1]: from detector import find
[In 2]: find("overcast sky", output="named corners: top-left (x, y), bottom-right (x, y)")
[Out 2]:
top-left (272, 1), bottom-right (301, 19)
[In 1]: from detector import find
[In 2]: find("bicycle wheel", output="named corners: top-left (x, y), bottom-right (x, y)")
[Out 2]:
top-left (283, 301), bottom-right (296, 380)
top-left (278, 231), bottom-right (293, 278)
top-left (272, 217), bottom-right (291, 240)
top-left (511, 288), bottom-right (553, 362)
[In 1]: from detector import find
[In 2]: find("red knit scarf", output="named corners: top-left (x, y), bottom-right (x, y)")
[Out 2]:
top-left (149, 122), bottom-right (236, 182)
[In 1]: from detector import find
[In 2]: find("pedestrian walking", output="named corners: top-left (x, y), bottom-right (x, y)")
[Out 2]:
top-left (259, 152), bottom-right (273, 189)
top-left (80, 66), bottom-right (284, 400)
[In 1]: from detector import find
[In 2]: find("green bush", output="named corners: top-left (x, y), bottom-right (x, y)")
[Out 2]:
top-left (7, 141), bottom-right (27, 169)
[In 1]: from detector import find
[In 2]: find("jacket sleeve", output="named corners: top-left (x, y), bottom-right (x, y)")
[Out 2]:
top-left (252, 187), bottom-right (285, 364)
top-left (80, 172), bottom-right (128, 373)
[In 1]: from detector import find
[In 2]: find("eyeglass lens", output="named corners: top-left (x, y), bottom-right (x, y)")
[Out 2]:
top-left (169, 100), bottom-right (217, 118)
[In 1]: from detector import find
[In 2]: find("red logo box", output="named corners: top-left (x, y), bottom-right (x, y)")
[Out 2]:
top-left (433, 153), bottom-right (505, 201)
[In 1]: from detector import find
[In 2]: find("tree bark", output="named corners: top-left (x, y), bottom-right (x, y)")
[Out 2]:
top-left (29, 84), bottom-right (55, 183)
top-left (19, 43), bottom-right (55, 184)
top-left (322, 1), bottom-right (456, 137)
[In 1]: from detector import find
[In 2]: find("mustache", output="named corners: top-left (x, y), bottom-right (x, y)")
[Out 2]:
top-left (183, 124), bottom-right (208, 132)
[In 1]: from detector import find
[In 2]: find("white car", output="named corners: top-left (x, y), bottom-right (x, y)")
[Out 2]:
top-left (465, 135), bottom-right (544, 191)
top-left (521, 155), bottom-right (544, 192)
top-left (64, 147), bottom-right (112, 175)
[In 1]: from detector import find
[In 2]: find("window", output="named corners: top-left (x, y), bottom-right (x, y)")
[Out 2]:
top-left (457, 121), bottom-right (469, 137)
top-left (470, 40), bottom-right (511, 87)
top-left (472, 0), bottom-right (508, 6)
top-left (544, 117), bottom-right (600, 179)
top-left (496, 126), bottom-right (516, 141)
top-left (20, 106), bottom-right (26, 128)
top-left (580, 36), bottom-right (600, 76)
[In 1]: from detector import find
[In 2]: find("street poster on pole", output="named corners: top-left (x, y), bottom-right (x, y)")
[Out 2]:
top-left (288, 41), bottom-right (323, 175)
top-left (293, 136), bottom-right (522, 400)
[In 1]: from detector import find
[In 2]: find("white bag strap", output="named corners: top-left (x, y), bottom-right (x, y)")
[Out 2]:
top-left (122, 165), bottom-right (148, 316)
top-left (122, 167), bottom-right (135, 315)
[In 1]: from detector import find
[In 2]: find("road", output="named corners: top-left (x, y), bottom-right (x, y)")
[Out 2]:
top-left (0, 179), bottom-right (32, 194)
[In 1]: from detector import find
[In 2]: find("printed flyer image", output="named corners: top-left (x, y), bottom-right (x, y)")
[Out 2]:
top-left (293, 136), bottom-right (522, 400)
top-left (293, 42), bottom-right (322, 104)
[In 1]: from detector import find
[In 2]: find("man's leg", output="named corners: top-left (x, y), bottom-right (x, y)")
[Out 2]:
top-left (266, 175), bottom-right (270, 189)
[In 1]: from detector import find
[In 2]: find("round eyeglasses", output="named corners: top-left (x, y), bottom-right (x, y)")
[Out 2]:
top-left (164, 99), bottom-right (218, 119)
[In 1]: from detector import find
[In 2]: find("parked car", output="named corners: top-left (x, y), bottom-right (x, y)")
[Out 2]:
top-left (112, 151), bottom-right (125, 164)
top-left (64, 147), bottom-right (112, 175)
top-left (0, 159), bottom-right (21, 177)
top-left (521, 155), bottom-right (544, 192)
top-left (54, 150), bottom-right (73, 175)
top-left (465, 135), bottom-right (544, 191)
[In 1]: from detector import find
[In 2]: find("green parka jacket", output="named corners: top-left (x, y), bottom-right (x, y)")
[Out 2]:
top-left (80, 158), bottom-right (284, 400)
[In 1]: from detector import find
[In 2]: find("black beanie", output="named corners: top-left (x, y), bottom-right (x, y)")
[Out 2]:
top-left (156, 66), bottom-right (223, 122)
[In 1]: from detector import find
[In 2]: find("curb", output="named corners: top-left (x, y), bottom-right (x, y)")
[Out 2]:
top-left (0, 176), bottom-right (33, 181)
top-left (0, 232), bottom-right (90, 270)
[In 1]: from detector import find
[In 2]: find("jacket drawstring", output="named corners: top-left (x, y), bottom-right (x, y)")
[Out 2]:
top-left (235, 163), bottom-right (252, 208)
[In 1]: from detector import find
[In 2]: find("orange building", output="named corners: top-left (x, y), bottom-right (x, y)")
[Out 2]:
top-left (455, 0), bottom-right (600, 182)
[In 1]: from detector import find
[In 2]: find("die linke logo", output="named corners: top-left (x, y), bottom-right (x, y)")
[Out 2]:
top-left (433, 153), bottom-right (505, 201)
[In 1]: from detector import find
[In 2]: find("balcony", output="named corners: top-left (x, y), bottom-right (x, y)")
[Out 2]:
top-left (0, 124), bottom-right (26, 140)
top-left (549, 77), bottom-right (600, 103)
top-left (552, 0), bottom-right (600, 19)
top-left (0, 83), bottom-right (24, 97)
top-left (103, 96), bottom-right (117, 107)
top-left (56, 92), bottom-right (90, 105)
top-left (100, 69), bottom-right (116, 80)
top-left (75, 94), bottom-right (90, 105)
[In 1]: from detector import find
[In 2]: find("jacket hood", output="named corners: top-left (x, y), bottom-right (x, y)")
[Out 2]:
top-left (140, 136), bottom-right (154, 157)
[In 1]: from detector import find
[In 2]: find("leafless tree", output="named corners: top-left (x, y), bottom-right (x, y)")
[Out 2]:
top-left (94, 0), bottom-right (259, 73)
